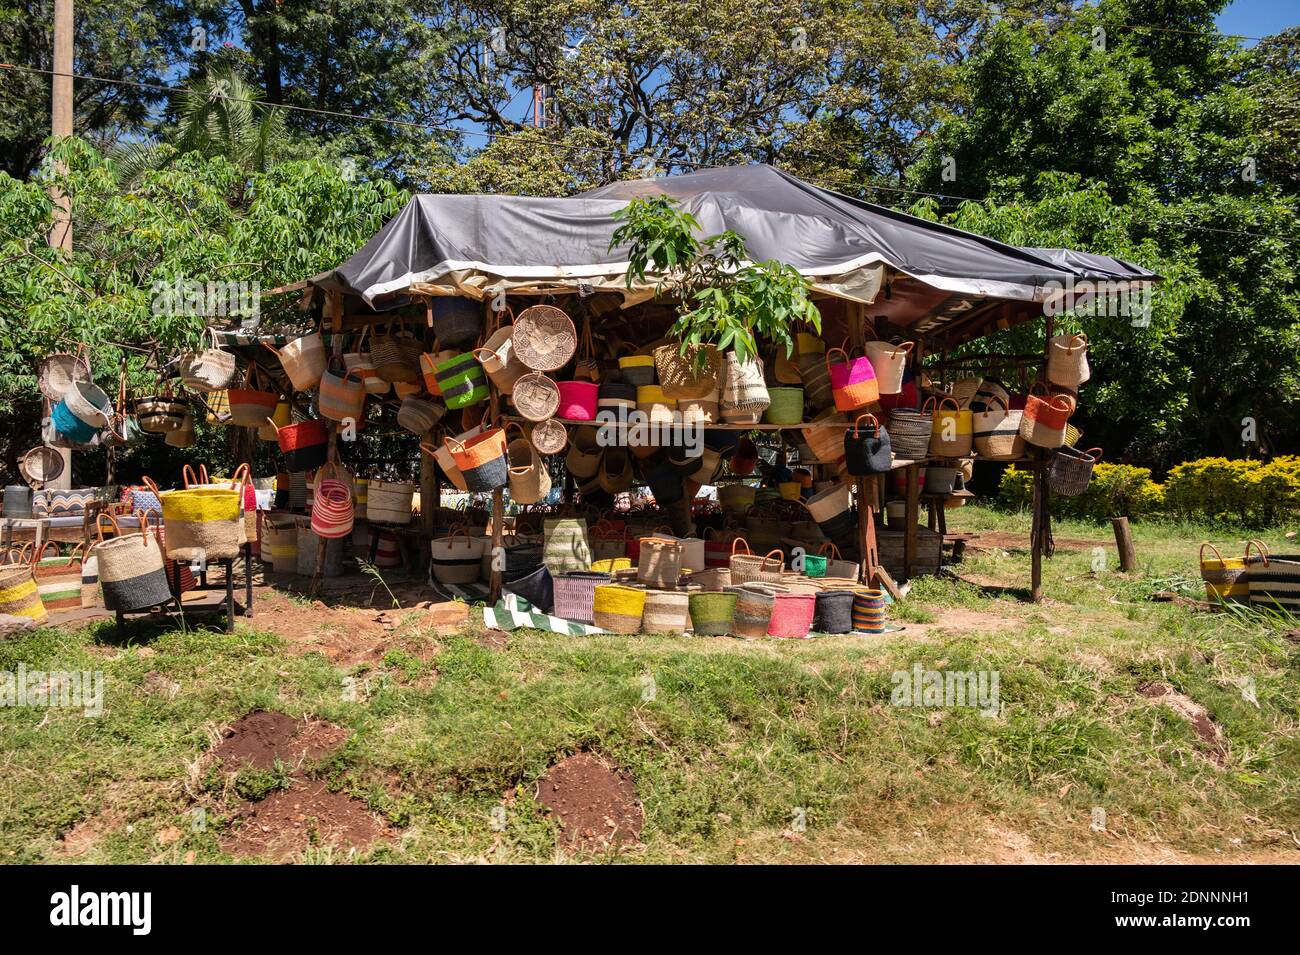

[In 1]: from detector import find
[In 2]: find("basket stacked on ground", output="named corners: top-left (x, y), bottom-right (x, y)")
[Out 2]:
top-left (1243, 541), bottom-right (1300, 614)
top-left (553, 571), bottom-right (609, 623)
top-left (726, 583), bottom-right (778, 638)
top-left (1199, 542), bottom-right (1248, 604)
top-left (688, 591), bottom-right (737, 635)
top-left (592, 583), bottom-right (647, 633)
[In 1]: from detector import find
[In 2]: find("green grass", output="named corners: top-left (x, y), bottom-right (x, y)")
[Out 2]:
top-left (1, 506), bottom-right (1297, 864)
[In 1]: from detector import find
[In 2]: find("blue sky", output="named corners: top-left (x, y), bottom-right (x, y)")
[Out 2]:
top-left (1216, 0), bottom-right (1298, 44)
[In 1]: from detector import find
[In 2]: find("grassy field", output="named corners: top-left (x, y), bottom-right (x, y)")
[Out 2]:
top-left (1, 506), bottom-right (1297, 864)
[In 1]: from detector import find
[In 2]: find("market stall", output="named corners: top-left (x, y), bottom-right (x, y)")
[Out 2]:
top-left (6, 164), bottom-right (1160, 638)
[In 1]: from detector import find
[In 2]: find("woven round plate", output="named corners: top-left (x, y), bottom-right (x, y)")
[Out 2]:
top-left (19, 446), bottom-right (65, 486)
top-left (530, 417), bottom-right (568, 454)
top-left (512, 372), bottom-right (561, 421)
top-left (513, 305), bottom-right (577, 372)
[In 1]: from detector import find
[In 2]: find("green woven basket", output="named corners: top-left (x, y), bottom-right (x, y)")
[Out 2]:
top-left (803, 553), bottom-right (828, 578)
top-left (764, 387), bottom-right (805, 425)
top-left (689, 591), bottom-right (738, 636)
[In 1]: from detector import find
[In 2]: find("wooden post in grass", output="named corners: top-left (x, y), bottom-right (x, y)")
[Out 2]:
top-left (486, 296), bottom-right (504, 604)
top-left (1030, 465), bottom-right (1044, 602)
top-left (1112, 517), bottom-right (1136, 572)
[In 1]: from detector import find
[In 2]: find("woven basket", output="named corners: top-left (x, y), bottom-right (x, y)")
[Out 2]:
top-left (371, 332), bottom-right (421, 383)
top-left (434, 352), bottom-right (489, 410)
top-left (513, 372), bottom-right (561, 421)
top-left (38, 351), bottom-right (91, 401)
top-left (1199, 542), bottom-right (1248, 604)
top-left (89, 515), bottom-right (171, 613)
top-left (396, 397), bottom-right (446, 434)
top-left (0, 558), bottom-right (46, 622)
top-left (1020, 388), bottom-right (1073, 449)
top-left (474, 324), bottom-right (528, 395)
top-left (728, 539), bottom-right (784, 586)
top-left (506, 425), bottom-right (552, 505)
top-left (565, 426), bottom-right (603, 478)
top-left (886, 407), bottom-right (932, 460)
top-left (180, 331), bottom-right (237, 392)
top-left (642, 589), bottom-right (691, 634)
top-left (686, 566), bottom-right (732, 591)
top-left (768, 591), bottom-right (816, 638)
top-left (530, 418), bottom-right (568, 455)
top-left (430, 530), bottom-right (487, 585)
top-left (1047, 333), bottom-right (1090, 388)
top-left (514, 305), bottom-right (576, 371)
top-left (1243, 541), bottom-right (1300, 614)
top-left (726, 583), bottom-right (777, 638)
top-left (592, 583), bottom-right (647, 633)
top-left (688, 591), bottom-right (737, 635)
top-left (929, 397), bottom-right (973, 458)
top-left (637, 536), bottom-right (683, 589)
top-left (618, 355), bottom-right (656, 386)
top-left (720, 352), bottom-right (769, 420)
top-left (803, 407), bottom-right (847, 463)
top-left (367, 478), bottom-right (415, 524)
top-left (764, 386), bottom-right (805, 425)
top-left (1048, 446), bottom-right (1102, 496)
top-left (654, 344), bottom-right (721, 400)
top-left (813, 589), bottom-right (857, 633)
top-left (852, 588), bottom-right (887, 633)
top-left (972, 398), bottom-right (1024, 460)
top-left (430, 296), bottom-right (482, 348)
top-left (318, 362), bottom-right (366, 423)
top-left (863, 340), bottom-right (913, 395)
top-left (264, 333), bottom-right (326, 392)
top-left (553, 571), bottom-right (610, 623)
top-left (263, 517), bottom-right (298, 573)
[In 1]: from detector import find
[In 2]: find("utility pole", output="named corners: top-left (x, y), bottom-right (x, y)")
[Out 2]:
top-left (47, 0), bottom-right (74, 489)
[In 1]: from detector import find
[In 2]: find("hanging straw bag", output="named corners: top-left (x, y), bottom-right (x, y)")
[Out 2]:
top-left (592, 583), bottom-right (647, 633)
top-left (642, 589), bottom-right (691, 634)
top-left (435, 352), bottom-right (489, 410)
top-left (844, 413), bottom-right (892, 475)
top-left (513, 305), bottom-right (577, 371)
top-left (180, 329), bottom-right (237, 392)
top-left (728, 539), bottom-right (784, 586)
top-left (397, 397), bottom-right (446, 434)
top-left (864, 339), bottom-right (914, 395)
top-left (1199, 542), bottom-right (1248, 605)
top-left (445, 425), bottom-right (509, 493)
top-left (1047, 333), bottom-right (1091, 388)
top-left (574, 319), bottom-right (601, 382)
top-left (688, 591), bottom-right (736, 635)
top-left (972, 397), bottom-right (1024, 460)
top-left (655, 344), bottom-right (721, 400)
top-left (506, 423), bottom-right (553, 505)
top-left (513, 372), bottom-right (561, 421)
top-left (227, 364), bottom-right (280, 426)
top-left (720, 352), bottom-right (769, 422)
top-left (366, 477), bottom-right (415, 525)
top-left (266, 417), bottom-right (329, 471)
top-left (552, 571), bottom-right (608, 622)
top-left (38, 348), bottom-right (91, 401)
top-left (344, 328), bottom-right (389, 394)
top-left (258, 400), bottom-right (290, 441)
top-left (801, 407), bottom-right (847, 464)
top-left (827, 346), bottom-right (879, 412)
top-left (726, 583), bottom-right (777, 638)
top-left (1048, 446), bottom-right (1102, 496)
top-left (311, 462), bottom-right (354, 539)
top-left (637, 537), bottom-right (683, 588)
top-left (566, 426), bottom-right (603, 479)
top-left (430, 530), bottom-right (487, 585)
top-left (1243, 540), bottom-right (1300, 614)
top-left (430, 297), bottom-right (482, 349)
top-left (89, 513), bottom-right (172, 613)
top-left (929, 397), bottom-right (974, 457)
top-left (1019, 386), bottom-right (1074, 449)
top-left (474, 323), bottom-right (527, 395)
top-left (60, 379), bottom-right (113, 430)
top-left (318, 358), bottom-right (367, 423)
top-left (371, 328), bottom-right (421, 383)
top-left (263, 331), bottom-right (326, 392)
top-left (136, 383), bottom-right (189, 434)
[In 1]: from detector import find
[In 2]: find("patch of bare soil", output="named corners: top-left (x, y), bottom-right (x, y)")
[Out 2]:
top-left (1137, 681), bottom-right (1227, 764)
top-left (912, 607), bottom-right (1022, 636)
top-left (535, 753), bottom-right (643, 852)
top-left (968, 531), bottom-right (1103, 553)
top-left (211, 710), bottom-right (350, 771)
top-left (55, 810), bottom-right (126, 858)
top-left (139, 671), bottom-right (181, 699)
top-left (475, 628), bottom-right (510, 652)
top-left (221, 779), bottom-right (392, 861)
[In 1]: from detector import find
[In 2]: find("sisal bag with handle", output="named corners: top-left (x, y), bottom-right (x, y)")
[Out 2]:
top-left (819, 543), bottom-right (859, 580)
top-left (366, 477), bottom-right (415, 525)
top-left (1047, 333), bottom-right (1090, 388)
top-left (844, 413), bottom-right (892, 475)
top-left (1019, 385), bottom-right (1074, 449)
top-left (30, 542), bottom-right (86, 611)
top-left (263, 332), bottom-right (326, 392)
top-left (642, 589), bottom-right (691, 634)
top-left (343, 327), bottom-right (389, 394)
top-left (89, 512), bottom-right (172, 613)
top-left (371, 326), bottom-right (421, 383)
top-left (180, 328), bottom-right (237, 392)
top-left (311, 461), bottom-right (355, 539)
top-left (1243, 540), bottom-right (1300, 614)
top-left (1199, 542), bottom-right (1247, 605)
top-left (972, 396), bottom-right (1024, 460)
top-left (227, 364), bottom-right (280, 427)
top-left (544, 518), bottom-right (591, 575)
top-left (720, 352), bottom-right (769, 422)
top-left (728, 538), bottom-right (785, 586)
top-left (1048, 446), bottom-right (1102, 496)
top-left (474, 320), bottom-right (527, 395)
top-left (863, 339), bottom-right (914, 395)
top-left (592, 583), bottom-right (647, 634)
top-left (637, 536), bottom-right (683, 589)
top-left (145, 474), bottom-right (245, 561)
top-left (505, 422), bottom-right (553, 505)
top-left (929, 397), bottom-right (974, 457)
top-left (429, 296), bottom-right (482, 349)
top-left (827, 346), bottom-right (879, 411)
top-left (396, 397), bottom-right (446, 434)
top-left (445, 423), bottom-right (509, 493)
top-left (430, 529), bottom-right (487, 585)
top-left (318, 358), bottom-right (367, 423)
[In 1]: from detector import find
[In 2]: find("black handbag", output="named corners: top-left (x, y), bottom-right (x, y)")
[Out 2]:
top-left (503, 563), bottom-right (553, 614)
top-left (844, 413), bottom-right (892, 475)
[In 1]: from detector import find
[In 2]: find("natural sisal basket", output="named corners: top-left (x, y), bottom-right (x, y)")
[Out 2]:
top-left (366, 477), bottom-right (415, 525)
top-left (642, 589), bottom-right (691, 634)
top-left (863, 340), bottom-right (913, 395)
top-left (728, 539), bottom-right (785, 586)
top-left (813, 589), bottom-right (857, 634)
top-left (264, 333), bottom-right (326, 392)
top-left (1199, 542), bottom-right (1248, 604)
top-left (592, 583), bottom-right (647, 633)
top-left (474, 325), bottom-right (528, 395)
top-left (726, 583), bottom-right (778, 638)
top-left (513, 305), bottom-right (577, 371)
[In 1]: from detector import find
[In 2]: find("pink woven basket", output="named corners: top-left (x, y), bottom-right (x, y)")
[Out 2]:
top-left (767, 592), bottom-right (816, 639)
top-left (557, 381), bottom-right (599, 420)
top-left (552, 571), bottom-right (611, 623)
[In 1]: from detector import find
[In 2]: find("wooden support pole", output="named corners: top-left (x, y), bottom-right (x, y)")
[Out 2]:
top-left (1030, 466), bottom-right (1044, 602)
top-left (1112, 516), bottom-right (1137, 572)
top-left (904, 462), bottom-right (919, 579)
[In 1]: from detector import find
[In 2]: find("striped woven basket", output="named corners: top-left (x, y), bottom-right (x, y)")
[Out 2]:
top-left (642, 589), bottom-right (691, 634)
top-left (553, 571), bottom-right (610, 623)
top-left (725, 583), bottom-right (777, 638)
top-left (592, 583), bottom-right (647, 633)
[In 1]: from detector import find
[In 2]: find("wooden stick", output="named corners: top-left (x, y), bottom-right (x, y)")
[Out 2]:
top-left (1112, 516), bottom-right (1137, 572)
top-left (1030, 466), bottom-right (1043, 602)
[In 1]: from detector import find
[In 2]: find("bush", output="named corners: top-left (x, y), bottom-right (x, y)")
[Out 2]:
top-left (997, 463), bottom-right (1163, 521)
top-left (1164, 456), bottom-right (1300, 525)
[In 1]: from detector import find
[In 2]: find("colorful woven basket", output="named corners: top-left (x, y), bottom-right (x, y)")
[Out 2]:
top-left (592, 583), bottom-right (647, 633)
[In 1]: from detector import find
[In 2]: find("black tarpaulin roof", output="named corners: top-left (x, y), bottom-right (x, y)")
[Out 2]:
top-left (311, 164), bottom-right (1157, 337)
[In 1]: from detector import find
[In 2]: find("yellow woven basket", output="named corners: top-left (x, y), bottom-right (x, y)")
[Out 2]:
top-left (592, 584), bottom-right (647, 633)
